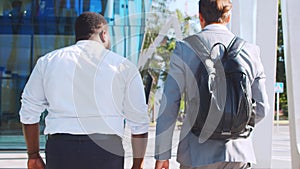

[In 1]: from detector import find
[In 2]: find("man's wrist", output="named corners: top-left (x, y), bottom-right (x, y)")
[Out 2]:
top-left (157, 159), bottom-right (168, 161)
top-left (27, 150), bottom-right (41, 159)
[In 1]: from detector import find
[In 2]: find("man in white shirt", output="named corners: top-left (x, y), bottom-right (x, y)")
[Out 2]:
top-left (20, 12), bottom-right (149, 169)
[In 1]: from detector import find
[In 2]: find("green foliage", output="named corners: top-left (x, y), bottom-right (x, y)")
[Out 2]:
top-left (276, 0), bottom-right (288, 118)
top-left (142, 29), bottom-right (159, 50)
top-left (175, 9), bottom-right (191, 37)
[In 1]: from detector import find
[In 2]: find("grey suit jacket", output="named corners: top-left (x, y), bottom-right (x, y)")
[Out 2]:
top-left (155, 24), bottom-right (269, 167)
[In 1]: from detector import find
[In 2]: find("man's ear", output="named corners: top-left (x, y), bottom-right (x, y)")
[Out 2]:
top-left (199, 13), bottom-right (206, 29)
top-left (199, 13), bottom-right (204, 22)
top-left (224, 14), bottom-right (231, 24)
top-left (99, 30), bottom-right (106, 43)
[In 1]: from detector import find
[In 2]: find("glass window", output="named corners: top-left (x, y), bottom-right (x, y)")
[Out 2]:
top-left (0, 0), bottom-right (147, 149)
top-left (114, 0), bottom-right (120, 15)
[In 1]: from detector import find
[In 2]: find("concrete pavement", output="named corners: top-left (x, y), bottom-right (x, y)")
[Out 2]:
top-left (0, 124), bottom-right (292, 169)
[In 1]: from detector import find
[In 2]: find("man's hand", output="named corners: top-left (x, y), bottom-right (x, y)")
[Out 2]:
top-left (23, 123), bottom-right (44, 169)
top-left (28, 156), bottom-right (45, 169)
top-left (155, 160), bottom-right (169, 169)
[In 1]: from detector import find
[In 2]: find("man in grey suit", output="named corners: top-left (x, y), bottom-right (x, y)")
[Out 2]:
top-left (154, 0), bottom-right (269, 168)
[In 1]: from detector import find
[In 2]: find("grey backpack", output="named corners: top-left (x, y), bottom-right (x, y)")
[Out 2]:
top-left (184, 35), bottom-right (256, 142)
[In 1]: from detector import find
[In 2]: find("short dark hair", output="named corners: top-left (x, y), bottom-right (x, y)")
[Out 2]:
top-left (75, 12), bottom-right (107, 42)
top-left (198, 0), bottom-right (232, 24)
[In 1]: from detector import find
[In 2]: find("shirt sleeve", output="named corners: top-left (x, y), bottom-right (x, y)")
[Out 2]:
top-left (123, 62), bottom-right (150, 135)
top-left (19, 58), bottom-right (48, 124)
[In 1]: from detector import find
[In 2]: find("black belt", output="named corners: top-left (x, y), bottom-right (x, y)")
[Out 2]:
top-left (47, 133), bottom-right (121, 141)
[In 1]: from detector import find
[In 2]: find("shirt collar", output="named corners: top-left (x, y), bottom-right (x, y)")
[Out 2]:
top-left (76, 40), bottom-right (102, 47)
top-left (75, 40), bottom-right (107, 55)
top-left (203, 24), bottom-right (229, 31)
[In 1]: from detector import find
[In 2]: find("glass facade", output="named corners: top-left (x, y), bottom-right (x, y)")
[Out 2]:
top-left (0, 0), bottom-right (149, 149)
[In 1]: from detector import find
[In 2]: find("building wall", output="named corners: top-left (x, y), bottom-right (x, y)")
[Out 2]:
top-left (281, 0), bottom-right (300, 168)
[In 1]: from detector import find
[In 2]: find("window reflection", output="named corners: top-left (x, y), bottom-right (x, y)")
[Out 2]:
top-left (9, 1), bottom-right (25, 34)
top-left (0, 0), bottom-right (147, 149)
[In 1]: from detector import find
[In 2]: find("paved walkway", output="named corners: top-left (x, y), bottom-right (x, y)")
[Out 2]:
top-left (270, 125), bottom-right (291, 169)
top-left (0, 125), bottom-right (292, 169)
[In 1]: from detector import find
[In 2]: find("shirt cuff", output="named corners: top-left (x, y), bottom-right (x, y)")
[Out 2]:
top-left (154, 150), bottom-right (172, 160)
top-left (20, 114), bottom-right (41, 124)
top-left (127, 121), bottom-right (149, 135)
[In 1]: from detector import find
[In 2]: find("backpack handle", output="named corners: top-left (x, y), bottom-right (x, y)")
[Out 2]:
top-left (209, 42), bottom-right (227, 60)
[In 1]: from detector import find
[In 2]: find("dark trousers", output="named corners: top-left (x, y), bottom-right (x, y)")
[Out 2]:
top-left (45, 134), bottom-right (124, 169)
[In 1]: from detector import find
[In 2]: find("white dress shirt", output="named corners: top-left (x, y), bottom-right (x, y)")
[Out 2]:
top-left (19, 40), bottom-right (149, 136)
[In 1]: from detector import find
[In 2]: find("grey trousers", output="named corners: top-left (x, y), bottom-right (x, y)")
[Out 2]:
top-left (180, 162), bottom-right (251, 169)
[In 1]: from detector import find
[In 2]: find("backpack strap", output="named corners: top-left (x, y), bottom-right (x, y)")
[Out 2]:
top-left (184, 35), bottom-right (218, 84)
top-left (184, 35), bottom-right (239, 61)
top-left (184, 36), bottom-right (226, 142)
top-left (184, 35), bottom-right (210, 63)
top-left (223, 37), bottom-right (246, 60)
top-left (221, 37), bottom-right (246, 134)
